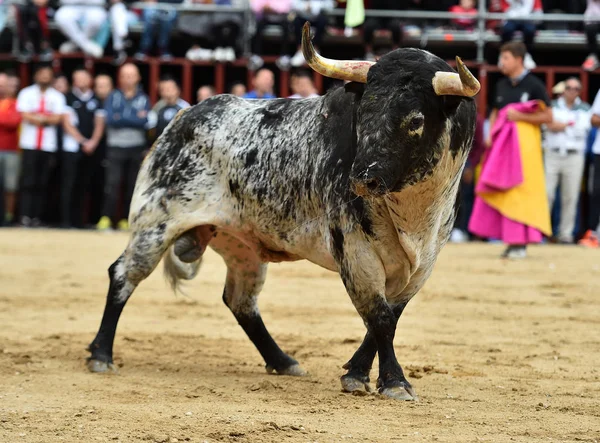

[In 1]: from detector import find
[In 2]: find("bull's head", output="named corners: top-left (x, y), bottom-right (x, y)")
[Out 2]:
top-left (302, 23), bottom-right (480, 197)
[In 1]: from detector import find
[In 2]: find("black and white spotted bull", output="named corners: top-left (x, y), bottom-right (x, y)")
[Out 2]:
top-left (87, 23), bottom-right (480, 401)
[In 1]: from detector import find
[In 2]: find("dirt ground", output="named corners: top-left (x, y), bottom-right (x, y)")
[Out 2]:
top-left (0, 229), bottom-right (599, 443)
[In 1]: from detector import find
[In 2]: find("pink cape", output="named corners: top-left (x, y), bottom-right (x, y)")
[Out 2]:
top-left (468, 101), bottom-right (543, 245)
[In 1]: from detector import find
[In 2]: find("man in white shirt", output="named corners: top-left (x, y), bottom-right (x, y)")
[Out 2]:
top-left (544, 77), bottom-right (591, 244)
top-left (16, 64), bottom-right (67, 227)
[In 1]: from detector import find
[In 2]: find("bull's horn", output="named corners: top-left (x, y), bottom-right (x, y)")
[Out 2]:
top-left (432, 57), bottom-right (480, 97)
top-left (302, 22), bottom-right (374, 83)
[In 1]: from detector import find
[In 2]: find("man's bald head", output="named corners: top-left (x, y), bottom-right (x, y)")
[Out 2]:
top-left (118, 63), bottom-right (141, 91)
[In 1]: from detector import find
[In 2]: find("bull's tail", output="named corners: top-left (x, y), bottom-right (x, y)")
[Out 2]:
top-left (163, 245), bottom-right (202, 293)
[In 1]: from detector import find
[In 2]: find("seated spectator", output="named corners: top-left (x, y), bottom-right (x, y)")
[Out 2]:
top-left (229, 82), bottom-right (247, 97)
top-left (181, 0), bottom-right (241, 62)
top-left (363, 0), bottom-right (403, 62)
top-left (582, 88), bottom-right (600, 248)
top-left (97, 64), bottom-right (152, 231)
top-left (0, 73), bottom-right (22, 225)
top-left (544, 78), bottom-right (591, 244)
top-left (249, 0), bottom-right (292, 71)
top-left (15, 0), bottom-right (53, 61)
top-left (289, 70), bottom-right (319, 98)
top-left (197, 85), bottom-right (216, 103)
top-left (109, 0), bottom-right (132, 65)
top-left (582, 0), bottom-right (600, 71)
top-left (500, 0), bottom-right (538, 69)
top-left (61, 68), bottom-right (106, 228)
top-left (135, 0), bottom-right (182, 60)
top-left (16, 64), bottom-right (66, 227)
top-left (55, 0), bottom-right (106, 58)
top-left (244, 69), bottom-right (276, 99)
top-left (449, 0), bottom-right (477, 30)
top-left (290, 0), bottom-right (333, 67)
top-left (152, 77), bottom-right (190, 140)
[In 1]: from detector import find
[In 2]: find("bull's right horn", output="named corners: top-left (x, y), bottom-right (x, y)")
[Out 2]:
top-left (432, 57), bottom-right (480, 97)
top-left (302, 22), bottom-right (375, 83)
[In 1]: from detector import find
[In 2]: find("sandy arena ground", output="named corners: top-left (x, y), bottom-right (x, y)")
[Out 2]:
top-left (0, 229), bottom-right (599, 443)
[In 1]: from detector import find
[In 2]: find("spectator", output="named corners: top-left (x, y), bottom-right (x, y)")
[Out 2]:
top-left (289, 70), bottom-right (319, 98)
top-left (53, 73), bottom-right (70, 95)
top-left (449, 0), bottom-right (477, 30)
top-left (244, 69), bottom-right (276, 99)
top-left (582, 0), bottom-right (600, 71)
top-left (97, 63), bottom-right (152, 231)
top-left (15, 0), bottom-right (53, 61)
top-left (109, 0), bottom-right (131, 65)
top-left (249, 0), bottom-right (292, 71)
top-left (581, 88), bottom-right (600, 248)
top-left (61, 68), bottom-right (106, 228)
top-left (16, 64), bottom-right (66, 227)
top-left (135, 0), bottom-right (182, 60)
top-left (229, 82), bottom-right (247, 97)
top-left (500, 0), bottom-right (538, 69)
top-left (450, 113), bottom-right (485, 243)
top-left (0, 73), bottom-right (22, 225)
top-left (94, 74), bottom-right (114, 103)
top-left (544, 77), bottom-right (591, 244)
top-left (197, 85), bottom-right (216, 103)
top-left (290, 1), bottom-right (333, 67)
top-left (55, 0), bottom-right (106, 58)
top-left (180, 0), bottom-right (241, 62)
top-left (152, 77), bottom-right (190, 141)
top-left (363, 0), bottom-right (403, 62)
top-left (469, 42), bottom-right (552, 259)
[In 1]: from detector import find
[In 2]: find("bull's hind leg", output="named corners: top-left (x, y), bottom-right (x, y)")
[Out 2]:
top-left (341, 302), bottom-right (408, 393)
top-left (87, 225), bottom-right (172, 372)
top-left (212, 232), bottom-right (305, 376)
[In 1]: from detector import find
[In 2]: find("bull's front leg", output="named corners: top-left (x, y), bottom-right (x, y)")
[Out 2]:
top-left (331, 228), bottom-right (416, 401)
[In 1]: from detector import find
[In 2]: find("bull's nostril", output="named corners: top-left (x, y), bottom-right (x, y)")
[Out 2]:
top-left (365, 178), bottom-right (380, 191)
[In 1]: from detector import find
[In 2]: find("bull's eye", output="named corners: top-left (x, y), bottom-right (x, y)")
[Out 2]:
top-left (408, 116), bottom-right (424, 132)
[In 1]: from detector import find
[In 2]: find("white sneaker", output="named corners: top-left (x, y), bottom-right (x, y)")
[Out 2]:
top-left (450, 228), bottom-right (468, 243)
top-left (290, 49), bottom-right (305, 67)
top-left (186, 47), bottom-right (213, 61)
top-left (82, 41), bottom-right (104, 58)
top-left (248, 54), bottom-right (264, 71)
top-left (59, 41), bottom-right (78, 54)
top-left (223, 47), bottom-right (236, 62)
top-left (276, 55), bottom-right (291, 71)
top-left (524, 53), bottom-right (537, 70)
top-left (213, 47), bottom-right (226, 62)
top-left (503, 246), bottom-right (527, 260)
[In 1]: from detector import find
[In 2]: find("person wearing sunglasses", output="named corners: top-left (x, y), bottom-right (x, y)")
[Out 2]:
top-left (544, 78), bottom-right (591, 244)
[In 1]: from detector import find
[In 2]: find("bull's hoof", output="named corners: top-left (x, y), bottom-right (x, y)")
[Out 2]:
top-left (379, 383), bottom-right (418, 401)
top-left (266, 363), bottom-right (306, 376)
top-left (87, 359), bottom-right (119, 373)
top-left (341, 374), bottom-right (373, 394)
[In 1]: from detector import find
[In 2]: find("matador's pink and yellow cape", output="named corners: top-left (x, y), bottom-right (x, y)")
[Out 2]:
top-left (469, 100), bottom-right (551, 244)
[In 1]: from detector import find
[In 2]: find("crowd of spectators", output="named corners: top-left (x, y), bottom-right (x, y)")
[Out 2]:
top-left (0, 0), bottom-right (596, 69)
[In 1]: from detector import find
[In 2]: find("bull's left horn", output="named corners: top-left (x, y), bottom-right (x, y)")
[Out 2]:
top-left (432, 57), bottom-right (480, 97)
top-left (302, 22), bottom-right (374, 83)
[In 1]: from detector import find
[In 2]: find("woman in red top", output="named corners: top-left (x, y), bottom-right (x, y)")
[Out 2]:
top-left (0, 73), bottom-right (22, 225)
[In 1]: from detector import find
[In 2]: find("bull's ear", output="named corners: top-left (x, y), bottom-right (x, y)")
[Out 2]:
top-left (344, 82), bottom-right (365, 96)
top-left (443, 95), bottom-right (466, 116)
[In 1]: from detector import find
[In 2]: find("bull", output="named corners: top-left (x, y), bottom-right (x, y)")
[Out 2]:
top-left (87, 23), bottom-right (480, 401)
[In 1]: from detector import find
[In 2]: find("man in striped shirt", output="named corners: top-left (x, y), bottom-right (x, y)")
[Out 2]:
top-left (16, 64), bottom-right (66, 227)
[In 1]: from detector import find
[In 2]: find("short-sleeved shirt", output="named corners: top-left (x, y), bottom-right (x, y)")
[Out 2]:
top-left (493, 72), bottom-right (551, 111)
top-left (16, 85), bottom-right (67, 152)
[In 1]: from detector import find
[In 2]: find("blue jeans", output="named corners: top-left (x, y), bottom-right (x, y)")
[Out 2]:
top-left (501, 21), bottom-right (536, 54)
top-left (139, 8), bottom-right (177, 53)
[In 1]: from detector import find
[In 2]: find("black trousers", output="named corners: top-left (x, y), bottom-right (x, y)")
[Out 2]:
top-left (455, 179), bottom-right (475, 233)
top-left (61, 151), bottom-right (81, 226)
top-left (363, 18), bottom-right (403, 47)
top-left (589, 154), bottom-right (600, 232)
top-left (293, 14), bottom-right (327, 48)
top-left (253, 15), bottom-right (290, 56)
top-left (102, 146), bottom-right (145, 221)
top-left (586, 23), bottom-right (599, 57)
top-left (20, 150), bottom-right (54, 220)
